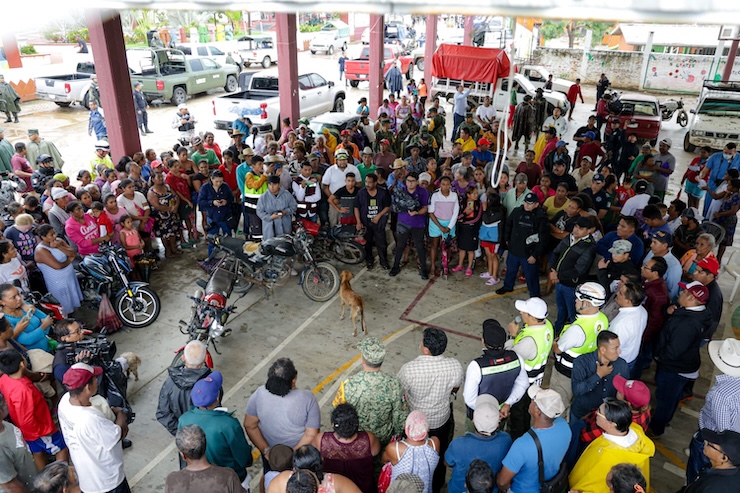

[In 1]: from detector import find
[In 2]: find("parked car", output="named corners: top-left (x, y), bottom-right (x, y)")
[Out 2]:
top-left (127, 48), bottom-right (239, 105)
top-left (612, 93), bottom-right (662, 145)
top-left (362, 23), bottom-right (416, 51)
top-left (212, 70), bottom-right (346, 135)
top-left (309, 112), bottom-right (364, 141)
top-left (344, 45), bottom-right (414, 88)
top-left (309, 20), bottom-right (351, 55)
top-left (518, 65), bottom-right (574, 95)
top-left (34, 62), bottom-right (96, 108)
top-left (684, 80), bottom-right (740, 152)
top-left (236, 35), bottom-right (278, 69)
top-left (176, 43), bottom-right (230, 66)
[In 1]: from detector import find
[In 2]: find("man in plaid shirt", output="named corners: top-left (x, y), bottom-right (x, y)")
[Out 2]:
top-left (398, 328), bottom-right (464, 493)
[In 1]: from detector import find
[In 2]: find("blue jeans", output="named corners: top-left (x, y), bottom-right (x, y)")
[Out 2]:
top-left (565, 417), bottom-right (587, 469)
top-left (555, 284), bottom-right (577, 334)
top-left (207, 220), bottom-right (231, 255)
top-left (651, 368), bottom-right (690, 435)
top-left (631, 341), bottom-right (653, 379)
top-left (503, 254), bottom-right (540, 297)
top-left (452, 113), bottom-right (465, 143)
top-left (687, 429), bottom-right (711, 484)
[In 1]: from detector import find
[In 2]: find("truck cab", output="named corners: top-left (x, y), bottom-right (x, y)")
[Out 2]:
top-left (518, 65), bottom-right (574, 95)
top-left (684, 80), bottom-right (740, 152)
top-left (236, 35), bottom-right (278, 69)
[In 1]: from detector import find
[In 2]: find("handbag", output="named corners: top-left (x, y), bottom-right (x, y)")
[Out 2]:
top-left (527, 429), bottom-right (569, 493)
top-left (479, 220), bottom-right (500, 243)
top-left (377, 461), bottom-right (393, 493)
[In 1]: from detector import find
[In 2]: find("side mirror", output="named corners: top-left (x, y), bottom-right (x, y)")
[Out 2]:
top-left (328, 81), bottom-right (335, 88)
top-left (690, 109), bottom-right (696, 114)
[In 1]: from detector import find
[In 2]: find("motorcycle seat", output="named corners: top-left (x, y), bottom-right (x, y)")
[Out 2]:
top-left (243, 242), bottom-right (260, 255)
top-left (218, 237), bottom-right (247, 255)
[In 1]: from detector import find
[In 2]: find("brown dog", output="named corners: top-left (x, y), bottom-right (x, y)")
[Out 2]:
top-left (118, 352), bottom-right (142, 381)
top-left (339, 270), bottom-right (367, 337)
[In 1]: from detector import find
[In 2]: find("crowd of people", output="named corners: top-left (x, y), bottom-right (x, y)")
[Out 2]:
top-left (0, 67), bottom-right (737, 493)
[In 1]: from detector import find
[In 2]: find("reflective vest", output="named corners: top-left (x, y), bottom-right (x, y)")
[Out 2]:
top-left (466, 349), bottom-right (521, 419)
top-left (176, 111), bottom-right (195, 132)
top-left (513, 320), bottom-right (554, 384)
top-left (554, 312), bottom-right (609, 378)
top-left (294, 176), bottom-right (319, 217)
top-left (243, 173), bottom-right (268, 209)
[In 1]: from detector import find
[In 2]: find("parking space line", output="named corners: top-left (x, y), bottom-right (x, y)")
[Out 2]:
top-left (655, 440), bottom-right (687, 471)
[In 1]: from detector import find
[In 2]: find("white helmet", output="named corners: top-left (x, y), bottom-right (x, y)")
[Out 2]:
top-left (94, 140), bottom-right (110, 150)
top-left (575, 282), bottom-right (606, 307)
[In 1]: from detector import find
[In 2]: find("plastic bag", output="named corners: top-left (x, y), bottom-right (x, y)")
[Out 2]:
top-left (96, 293), bottom-right (123, 333)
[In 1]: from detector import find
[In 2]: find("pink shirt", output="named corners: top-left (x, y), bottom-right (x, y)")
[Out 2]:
top-left (65, 213), bottom-right (101, 255)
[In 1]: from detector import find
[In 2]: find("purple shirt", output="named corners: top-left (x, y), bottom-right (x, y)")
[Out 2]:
top-left (398, 186), bottom-right (429, 229)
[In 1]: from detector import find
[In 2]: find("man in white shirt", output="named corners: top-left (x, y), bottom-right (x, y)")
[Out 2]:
top-left (475, 96), bottom-right (497, 133)
top-left (321, 150), bottom-right (360, 226)
top-left (58, 363), bottom-right (131, 493)
top-left (621, 180), bottom-right (651, 217)
top-left (609, 281), bottom-right (648, 370)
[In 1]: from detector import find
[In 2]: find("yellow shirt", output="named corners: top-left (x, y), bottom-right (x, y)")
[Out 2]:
top-left (456, 137), bottom-right (476, 153)
top-left (543, 196), bottom-right (569, 220)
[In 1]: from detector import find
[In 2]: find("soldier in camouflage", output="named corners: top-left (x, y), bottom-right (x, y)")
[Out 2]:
top-left (333, 336), bottom-right (407, 445)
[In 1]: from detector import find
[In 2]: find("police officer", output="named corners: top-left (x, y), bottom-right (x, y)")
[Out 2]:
top-left (133, 81), bottom-right (151, 136)
top-left (505, 297), bottom-right (554, 439)
top-left (31, 154), bottom-right (60, 194)
top-left (463, 319), bottom-right (529, 431)
top-left (172, 103), bottom-right (196, 142)
top-left (550, 282), bottom-right (609, 419)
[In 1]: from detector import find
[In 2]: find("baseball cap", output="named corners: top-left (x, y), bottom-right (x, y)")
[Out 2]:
top-left (404, 410), bottom-right (429, 441)
top-left (528, 385), bottom-right (565, 419)
top-left (660, 138), bottom-right (672, 148)
top-left (177, 103), bottom-right (187, 110)
top-left (701, 429), bottom-right (740, 466)
top-left (420, 133), bottom-right (430, 140)
top-left (51, 188), bottom-right (68, 200)
top-left (523, 192), bottom-right (539, 204)
top-left (191, 135), bottom-right (203, 146)
top-left (406, 142), bottom-right (420, 150)
top-left (556, 140), bottom-right (568, 148)
top-left (593, 173), bottom-right (605, 182)
top-left (634, 179), bottom-right (649, 193)
top-left (340, 129), bottom-right (351, 136)
top-left (651, 231), bottom-right (673, 246)
top-left (267, 175), bottom-right (281, 184)
top-left (611, 118), bottom-right (621, 124)
top-left (709, 338), bottom-right (740, 377)
top-left (151, 160), bottom-right (163, 169)
top-left (419, 172), bottom-right (432, 183)
top-left (581, 156), bottom-right (593, 163)
top-left (482, 319), bottom-right (506, 348)
top-left (678, 280), bottom-right (709, 303)
top-left (95, 140), bottom-right (110, 150)
top-left (608, 239), bottom-right (633, 255)
top-left (584, 131), bottom-right (596, 139)
top-left (546, 127), bottom-right (557, 135)
top-left (515, 297), bottom-right (548, 319)
top-left (682, 207), bottom-right (703, 222)
top-left (191, 371), bottom-right (223, 407)
top-left (357, 336), bottom-right (386, 365)
top-left (696, 255), bottom-right (720, 276)
top-left (62, 363), bottom-right (103, 390)
top-left (473, 394), bottom-right (500, 435)
top-left (574, 216), bottom-right (592, 229)
top-left (612, 375), bottom-right (650, 408)
top-left (27, 129), bottom-right (39, 136)
top-left (380, 139), bottom-right (390, 146)
top-left (478, 138), bottom-right (491, 146)
top-left (53, 173), bottom-right (68, 182)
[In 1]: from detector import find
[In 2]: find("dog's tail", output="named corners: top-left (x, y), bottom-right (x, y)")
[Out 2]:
top-left (360, 304), bottom-right (367, 332)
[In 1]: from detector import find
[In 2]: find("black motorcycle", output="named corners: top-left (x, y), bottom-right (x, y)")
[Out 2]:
top-left (297, 218), bottom-right (366, 265)
top-left (77, 243), bottom-right (161, 328)
top-left (206, 225), bottom-right (340, 302)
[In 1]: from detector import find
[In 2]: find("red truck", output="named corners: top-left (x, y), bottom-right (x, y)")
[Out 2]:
top-left (345, 44), bottom-right (414, 88)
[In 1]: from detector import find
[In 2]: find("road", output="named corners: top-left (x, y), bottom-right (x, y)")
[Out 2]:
top-left (5, 47), bottom-right (737, 493)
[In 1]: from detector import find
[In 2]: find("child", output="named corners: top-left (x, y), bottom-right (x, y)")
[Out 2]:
top-left (479, 191), bottom-right (505, 286)
top-left (22, 195), bottom-right (47, 225)
top-left (615, 178), bottom-right (635, 206)
top-left (533, 173), bottom-right (555, 204)
top-left (681, 146), bottom-right (710, 209)
top-left (426, 157), bottom-right (437, 183)
top-left (100, 168), bottom-right (117, 196)
top-left (119, 215), bottom-right (144, 262)
top-left (0, 349), bottom-right (70, 471)
top-left (452, 185), bottom-right (482, 277)
top-left (89, 201), bottom-right (116, 244)
top-left (198, 170), bottom-right (234, 255)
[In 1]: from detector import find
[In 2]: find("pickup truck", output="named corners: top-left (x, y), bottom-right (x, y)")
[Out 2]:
top-left (236, 35), bottom-right (278, 69)
top-left (684, 80), bottom-right (740, 152)
top-left (345, 45), bottom-right (414, 88)
top-left (127, 48), bottom-right (239, 105)
top-left (212, 70), bottom-right (346, 135)
top-left (518, 64), bottom-right (575, 95)
top-left (34, 62), bottom-right (96, 108)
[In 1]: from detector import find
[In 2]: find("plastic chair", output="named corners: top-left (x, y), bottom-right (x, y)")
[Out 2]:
top-left (702, 221), bottom-right (726, 249)
top-left (723, 249), bottom-right (740, 302)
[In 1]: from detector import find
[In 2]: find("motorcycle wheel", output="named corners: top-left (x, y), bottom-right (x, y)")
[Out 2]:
top-left (233, 277), bottom-right (254, 295)
top-left (677, 111), bottom-right (689, 128)
top-left (302, 262), bottom-right (340, 302)
top-left (332, 240), bottom-right (366, 265)
top-left (114, 286), bottom-right (161, 328)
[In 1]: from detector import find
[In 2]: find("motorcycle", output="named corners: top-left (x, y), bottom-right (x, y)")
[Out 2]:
top-left (205, 224), bottom-right (340, 303)
top-left (659, 98), bottom-right (689, 127)
top-left (77, 243), bottom-right (161, 328)
top-left (297, 218), bottom-right (366, 265)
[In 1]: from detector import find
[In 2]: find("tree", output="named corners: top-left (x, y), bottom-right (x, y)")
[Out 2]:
top-left (540, 20), bottom-right (614, 48)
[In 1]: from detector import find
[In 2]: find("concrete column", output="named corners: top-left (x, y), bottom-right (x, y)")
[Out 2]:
top-left (424, 15), bottom-right (438, 80)
top-left (711, 40), bottom-right (725, 81)
top-left (85, 9), bottom-right (140, 159)
top-left (275, 13), bottom-right (300, 128)
top-left (639, 31), bottom-right (654, 90)
top-left (368, 14), bottom-right (384, 116)
top-left (463, 17), bottom-right (475, 46)
top-left (723, 39), bottom-right (740, 81)
top-left (1, 33), bottom-right (21, 69)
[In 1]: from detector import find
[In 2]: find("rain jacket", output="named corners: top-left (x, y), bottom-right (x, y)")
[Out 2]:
top-left (156, 366), bottom-right (212, 435)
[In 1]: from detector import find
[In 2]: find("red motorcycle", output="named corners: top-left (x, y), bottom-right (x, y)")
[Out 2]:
top-left (297, 218), bottom-right (366, 265)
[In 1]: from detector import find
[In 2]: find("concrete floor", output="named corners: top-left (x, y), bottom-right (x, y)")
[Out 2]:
top-left (7, 47), bottom-right (740, 492)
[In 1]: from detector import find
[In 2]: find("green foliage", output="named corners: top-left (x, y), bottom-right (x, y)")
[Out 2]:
top-left (540, 20), bottom-right (568, 41)
top-left (68, 28), bottom-right (89, 43)
top-left (20, 45), bottom-right (37, 55)
top-left (540, 20), bottom-right (614, 48)
top-left (299, 24), bottom-right (323, 33)
top-left (43, 30), bottom-right (64, 43)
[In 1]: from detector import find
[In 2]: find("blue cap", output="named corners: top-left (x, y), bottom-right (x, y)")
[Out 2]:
top-left (191, 371), bottom-right (223, 407)
top-left (585, 131), bottom-right (596, 139)
top-left (556, 140), bottom-right (568, 148)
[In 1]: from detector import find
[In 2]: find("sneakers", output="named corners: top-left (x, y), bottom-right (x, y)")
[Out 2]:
top-left (480, 272), bottom-right (492, 279)
top-left (451, 265), bottom-right (464, 273)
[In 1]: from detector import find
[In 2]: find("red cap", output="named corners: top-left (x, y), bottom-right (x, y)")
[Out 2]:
top-left (63, 363), bottom-right (103, 390)
top-left (678, 281), bottom-right (709, 303)
top-left (612, 375), bottom-right (650, 407)
top-left (151, 160), bottom-right (163, 168)
top-left (477, 138), bottom-right (491, 146)
top-left (696, 255), bottom-right (719, 276)
top-left (340, 129), bottom-right (351, 136)
top-left (380, 139), bottom-right (390, 146)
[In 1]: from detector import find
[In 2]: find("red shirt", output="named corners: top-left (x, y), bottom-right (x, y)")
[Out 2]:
top-left (567, 84), bottom-right (583, 104)
top-left (166, 172), bottom-right (191, 201)
top-left (0, 374), bottom-right (56, 441)
top-left (578, 142), bottom-right (605, 165)
top-left (616, 186), bottom-right (636, 206)
top-left (218, 163), bottom-right (239, 191)
top-left (515, 161), bottom-right (542, 189)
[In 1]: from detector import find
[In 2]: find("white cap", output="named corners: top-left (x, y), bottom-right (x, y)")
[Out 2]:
top-left (515, 297), bottom-right (548, 319)
top-left (473, 394), bottom-right (500, 435)
top-left (94, 140), bottom-right (110, 149)
top-left (527, 385), bottom-right (565, 419)
top-left (177, 103), bottom-right (187, 110)
top-left (660, 137), bottom-right (672, 148)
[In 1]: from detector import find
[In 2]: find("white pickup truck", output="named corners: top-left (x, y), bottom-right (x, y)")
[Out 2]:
top-left (212, 70), bottom-right (346, 134)
top-left (518, 65), bottom-right (575, 95)
top-left (236, 35), bottom-right (278, 69)
top-left (34, 62), bottom-right (96, 108)
top-left (684, 80), bottom-right (740, 152)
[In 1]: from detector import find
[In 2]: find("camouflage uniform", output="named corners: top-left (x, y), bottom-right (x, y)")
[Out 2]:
top-left (374, 126), bottom-right (396, 153)
top-left (456, 113), bottom-right (481, 141)
top-left (428, 114), bottom-right (446, 151)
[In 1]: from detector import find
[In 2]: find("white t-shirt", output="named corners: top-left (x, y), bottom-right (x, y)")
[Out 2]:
top-left (117, 191), bottom-right (150, 230)
top-left (621, 193), bottom-right (651, 217)
top-left (476, 104), bottom-right (497, 125)
top-left (58, 393), bottom-right (125, 493)
top-left (321, 164), bottom-right (361, 195)
top-left (608, 306), bottom-right (648, 364)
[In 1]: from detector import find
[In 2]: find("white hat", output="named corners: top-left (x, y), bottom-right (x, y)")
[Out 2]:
top-left (94, 140), bottom-right (110, 150)
top-left (473, 394), bottom-right (500, 435)
top-left (515, 297), bottom-right (548, 320)
top-left (709, 339), bottom-right (740, 377)
top-left (51, 188), bottom-right (68, 200)
top-left (177, 103), bottom-right (187, 110)
top-left (419, 172), bottom-right (432, 183)
top-left (660, 137), bottom-right (672, 148)
top-left (528, 385), bottom-right (565, 419)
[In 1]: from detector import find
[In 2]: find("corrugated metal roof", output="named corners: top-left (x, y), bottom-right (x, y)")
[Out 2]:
top-left (611, 24), bottom-right (723, 47)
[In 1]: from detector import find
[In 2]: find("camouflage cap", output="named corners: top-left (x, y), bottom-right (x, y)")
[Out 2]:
top-left (357, 336), bottom-right (386, 365)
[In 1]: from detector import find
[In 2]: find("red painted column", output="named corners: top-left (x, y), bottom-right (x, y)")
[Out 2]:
top-left (275, 13), bottom-right (300, 128)
top-left (369, 14), bottom-right (385, 116)
top-left (85, 9), bottom-right (140, 159)
top-left (463, 16), bottom-right (474, 46)
top-left (2, 33), bottom-right (21, 69)
top-left (424, 15), bottom-right (438, 80)
top-left (723, 40), bottom-right (740, 81)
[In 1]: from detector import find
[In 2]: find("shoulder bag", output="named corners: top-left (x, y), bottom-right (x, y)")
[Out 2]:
top-left (527, 428), bottom-right (569, 493)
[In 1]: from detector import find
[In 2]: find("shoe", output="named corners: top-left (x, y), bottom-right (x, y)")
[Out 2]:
top-left (496, 287), bottom-right (512, 295)
top-left (646, 428), bottom-right (663, 439)
top-left (486, 277), bottom-right (499, 286)
top-left (389, 268), bottom-right (400, 277)
top-left (451, 265), bottom-right (464, 272)
top-left (480, 272), bottom-right (492, 279)
top-left (420, 273), bottom-right (429, 280)
top-left (3, 119), bottom-right (10, 123)
top-left (380, 263), bottom-right (390, 270)
top-left (366, 262), bottom-right (374, 270)
top-left (13, 117), bottom-right (18, 123)
top-left (145, 129), bottom-right (154, 133)
top-left (122, 438), bottom-right (133, 449)
top-left (291, 268), bottom-right (298, 276)
top-left (465, 267), bottom-right (473, 277)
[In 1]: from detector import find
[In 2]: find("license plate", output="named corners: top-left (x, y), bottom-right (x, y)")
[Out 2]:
top-left (45, 80), bottom-right (54, 87)
top-left (359, 74), bottom-right (367, 79)
top-left (627, 123), bottom-right (638, 128)
top-left (47, 94), bottom-right (55, 100)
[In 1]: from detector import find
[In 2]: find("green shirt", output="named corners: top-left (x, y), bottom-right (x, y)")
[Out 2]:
top-left (356, 163), bottom-right (377, 185)
top-left (191, 149), bottom-right (220, 167)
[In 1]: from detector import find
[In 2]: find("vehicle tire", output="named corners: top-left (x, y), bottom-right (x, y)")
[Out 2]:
top-left (171, 349), bottom-right (186, 368)
top-left (233, 277), bottom-right (254, 295)
top-left (81, 90), bottom-right (91, 110)
top-left (342, 42), bottom-right (348, 52)
top-left (406, 64), bottom-right (414, 80)
top-left (349, 80), bottom-right (359, 88)
top-left (332, 97), bottom-right (345, 112)
top-left (416, 57), bottom-right (424, 72)
top-left (114, 286), bottom-right (161, 328)
top-left (224, 75), bottom-right (238, 93)
top-left (54, 102), bottom-right (72, 108)
top-left (302, 262), bottom-right (339, 302)
top-left (311, 50), bottom-right (317, 55)
top-left (332, 240), bottom-right (365, 264)
top-left (677, 111), bottom-right (689, 128)
top-left (171, 86), bottom-right (187, 106)
top-left (328, 45), bottom-right (335, 56)
top-left (684, 132), bottom-right (697, 153)
top-left (262, 56), bottom-right (271, 69)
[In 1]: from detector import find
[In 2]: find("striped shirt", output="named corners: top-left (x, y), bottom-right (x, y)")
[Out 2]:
top-left (699, 374), bottom-right (740, 433)
top-left (398, 355), bottom-right (464, 429)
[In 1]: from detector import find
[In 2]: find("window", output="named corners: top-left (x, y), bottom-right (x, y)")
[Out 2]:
top-left (202, 58), bottom-right (218, 69)
top-left (309, 74), bottom-right (327, 87)
top-left (698, 99), bottom-right (740, 116)
top-left (252, 77), bottom-right (279, 90)
top-left (298, 75), bottom-right (314, 90)
top-left (528, 70), bottom-right (543, 80)
top-left (189, 59), bottom-right (204, 72)
top-left (211, 47), bottom-right (224, 56)
top-left (197, 47), bottom-right (208, 56)
top-left (622, 101), bottom-right (658, 116)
